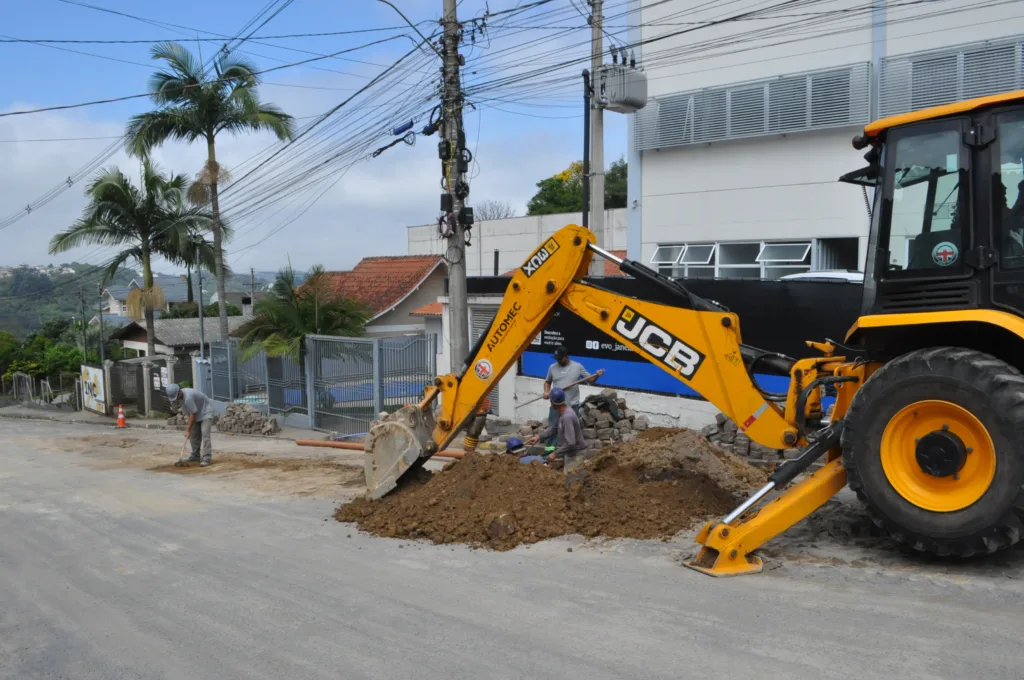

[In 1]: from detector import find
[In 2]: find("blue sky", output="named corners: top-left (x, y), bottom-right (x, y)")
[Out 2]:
top-left (0, 0), bottom-right (627, 272)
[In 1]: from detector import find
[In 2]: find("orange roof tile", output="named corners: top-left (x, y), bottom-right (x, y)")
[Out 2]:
top-left (502, 249), bottom-right (627, 277)
top-left (321, 255), bottom-right (444, 318)
top-left (411, 301), bottom-right (443, 316)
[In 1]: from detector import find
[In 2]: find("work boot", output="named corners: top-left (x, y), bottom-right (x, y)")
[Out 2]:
top-left (185, 455), bottom-right (201, 464)
top-left (200, 458), bottom-right (212, 467)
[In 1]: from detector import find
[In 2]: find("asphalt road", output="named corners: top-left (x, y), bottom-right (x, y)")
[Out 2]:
top-left (2, 419), bottom-right (1023, 680)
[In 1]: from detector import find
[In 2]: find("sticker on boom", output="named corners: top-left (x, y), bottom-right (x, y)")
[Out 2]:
top-left (520, 237), bottom-right (560, 278)
top-left (613, 306), bottom-right (705, 379)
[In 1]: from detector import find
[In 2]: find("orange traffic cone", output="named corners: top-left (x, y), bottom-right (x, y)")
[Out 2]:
top-left (116, 404), bottom-right (127, 429)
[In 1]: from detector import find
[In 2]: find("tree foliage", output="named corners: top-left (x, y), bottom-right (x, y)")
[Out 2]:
top-left (125, 42), bottom-right (295, 344)
top-left (162, 302), bottom-right (242, 319)
top-left (525, 158), bottom-right (627, 215)
top-left (237, 265), bottom-right (370, 362)
top-left (48, 159), bottom-right (215, 357)
top-left (474, 200), bottom-right (518, 221)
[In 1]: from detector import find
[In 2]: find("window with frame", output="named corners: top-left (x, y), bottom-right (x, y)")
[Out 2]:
top-left (650, 240), bottom-right (813, 279)
top-left (994, 110), bottom-right (1024, 269)
top-left (885, 126), bottom-right (965, 273)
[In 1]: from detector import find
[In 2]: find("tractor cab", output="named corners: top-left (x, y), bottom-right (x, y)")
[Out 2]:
top-left (841, 90), bottom-right (1024, 322)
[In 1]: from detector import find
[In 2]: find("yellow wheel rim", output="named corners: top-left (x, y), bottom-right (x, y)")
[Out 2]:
top-left (880, 400), bottom-right (996, 512)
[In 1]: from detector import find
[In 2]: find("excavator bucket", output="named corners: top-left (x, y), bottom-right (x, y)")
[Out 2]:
top-left (363, 405), bottom-right (437, 499)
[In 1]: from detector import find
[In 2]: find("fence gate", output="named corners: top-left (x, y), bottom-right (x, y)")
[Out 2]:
top-left (109, 362), bottom-right (140, 412)
top-left (210, 341), bottom-right (232, 401)
top-left (306, 333), bottom-right (435, 435)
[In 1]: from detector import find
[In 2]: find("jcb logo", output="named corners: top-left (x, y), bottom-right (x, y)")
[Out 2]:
top-left (613, 306), bottom-right (705, 379)
top-left (521, 238), bottom-right (560, 278)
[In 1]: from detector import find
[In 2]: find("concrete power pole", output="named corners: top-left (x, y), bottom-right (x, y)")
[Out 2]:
top-left (442, 0), bottom-right (471, 369)
top-left (97, 286), bottom-right (105, 364)
top-left (196, 245), bottom-right (206, 361)
top-left (78, 286), bottom-right (88, 361)
top-left (588, 0), bottom-right (605, 277)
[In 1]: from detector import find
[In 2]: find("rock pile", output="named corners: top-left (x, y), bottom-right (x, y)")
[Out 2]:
top-left (700, 411), bottom-right (798, 462)
top-left (216, 403), bottom-right (280, 436)
top-left (501, 389), bottom-right (649, 454)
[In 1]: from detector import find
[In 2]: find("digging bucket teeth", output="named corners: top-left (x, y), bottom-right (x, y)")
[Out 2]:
top-left (363, 405), bottom-right (438, 499)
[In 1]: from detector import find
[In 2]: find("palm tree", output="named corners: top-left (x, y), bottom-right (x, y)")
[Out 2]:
top-left (49, 160), bottom-right (216, 357)
top-left (237, 265), bottom-right (369, 362)
top-left (125, 42), bottom-right (295, 343)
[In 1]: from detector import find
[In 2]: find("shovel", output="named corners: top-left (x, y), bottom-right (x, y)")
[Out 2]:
top-left (516, 377), bottom-right (594, 408)
top-left (174, 438), bottom-right (190, 467)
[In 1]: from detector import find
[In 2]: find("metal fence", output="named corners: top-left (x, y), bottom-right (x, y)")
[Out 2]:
top-left (200, 333), bottom-right (436, 433)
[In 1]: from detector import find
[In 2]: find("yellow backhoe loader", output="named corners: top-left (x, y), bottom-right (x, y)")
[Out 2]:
top-left (363, 89), bottom-right (1024, 576)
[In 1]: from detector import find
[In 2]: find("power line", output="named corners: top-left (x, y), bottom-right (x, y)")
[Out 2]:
top-left (0, 34), bottom-right (410, 118)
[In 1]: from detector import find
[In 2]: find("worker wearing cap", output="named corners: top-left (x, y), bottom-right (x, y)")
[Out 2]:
top-left (543, 346), bottom-right (604, 445)
top-left (526, 387), bottom-right (587, 463)
top-left (165, 383), bottom-right (215, 466)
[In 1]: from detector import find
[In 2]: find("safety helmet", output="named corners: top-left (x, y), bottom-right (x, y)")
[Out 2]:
top-left (506, 436), bottom-right (526, 455)
top-left (549, 387), bottom-right (566, 405)
top-left (164, 383), bottom-right (181, 400)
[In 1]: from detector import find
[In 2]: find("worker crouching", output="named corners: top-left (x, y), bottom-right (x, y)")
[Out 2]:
top-left (526, 387), bottom-right (587, 468)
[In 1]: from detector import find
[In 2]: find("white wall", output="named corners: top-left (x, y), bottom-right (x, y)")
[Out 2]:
top-left (407, 209), bottom-right (628, 275)
top-left (632, 0), bottom-right (1024, 271)
top-left (639, 129), bottom-right (870, 261)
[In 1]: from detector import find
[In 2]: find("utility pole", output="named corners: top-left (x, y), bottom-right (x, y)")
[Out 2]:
top-left (249, 267), bottom-right (256, 320)
top-left (442, 0), bottom-right (471, 370)
top-left (196, 245), bottom-right (206, 361)
top-left (78, 286), bottom-right (88, 362)
top-left (588, 0), bottom-right (605, 277)
top-left (97, 286), bottom-right (105, 363)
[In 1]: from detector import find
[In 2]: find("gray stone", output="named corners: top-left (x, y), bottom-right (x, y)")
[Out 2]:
top-left (718, 431), bottom-right (736, 444)
top-left (700, 423), bottom-right (716, 438)
top-left (581, 416), bottom-right (597, 427)
top-left (598, 388), bottom-right (618, 401)
top-left (733, 433), bottom-right (750, 456)
top-left (749, 443), bottom-right (776, 460)
top-left (479, 433), bottom-right (493, 443)
top-left (596, 427), bottom-right (615, 439)
top-left (715, 412), bottom-right (728, 427)
top-left (526, 419), bottom-right (542, 428)
top-left (581, 428), bottom-right (597, 439)
top-left (615, 398), bottom-right (627, 410)
top-left (620, 432), bottom-right (636, 443)
top-left (517, 426), bottom-right (535, 437)
top-left (783, 448), bottom-right (801, 460)
top-left (595, 412), bottom-right (614, 425)
top-left (723, 419), bottom-right (737, 434)
top-left (615, 420), bottom-right (631, 433)
top-left (623, 409), bottom-right (636, 421)
top-left (633, 415), bottom-right (650, 431)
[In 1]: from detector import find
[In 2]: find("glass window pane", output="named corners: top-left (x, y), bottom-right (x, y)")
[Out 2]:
top-left (995, 111), bottom-right (1024, 269)
top-left (717, 266), bottom-right (761, 280)
top-left (718, 242), bottom-right (761, 265)
top-left (680, 244), bottom-right (716, 264)
top-left (651, 245), bottom-right (683, 264)
top-left (886, 127), bottom-right (964, 272)
top-left (685, 265), bottom-right (715, 279)
top-left (757, 243), bottom-right (811, 262)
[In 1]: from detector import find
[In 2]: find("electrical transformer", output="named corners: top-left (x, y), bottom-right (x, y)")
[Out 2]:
top-left (597, 63), bottom-right (648, 114)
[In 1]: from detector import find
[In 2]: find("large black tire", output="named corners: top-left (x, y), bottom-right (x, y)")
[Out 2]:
top-left (842, 347), bottom-right (1024, 556)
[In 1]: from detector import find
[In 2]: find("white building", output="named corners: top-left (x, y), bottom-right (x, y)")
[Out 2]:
top-left (407, 209), bottom-right (628, 276)
top-left (628, 1), bottom-right (1024, 278)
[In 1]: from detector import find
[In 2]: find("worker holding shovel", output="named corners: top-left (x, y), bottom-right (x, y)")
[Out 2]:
top-left (542, 346), bottom-right (604, 446)
top-left (165, 384), bottom-right (215, 467)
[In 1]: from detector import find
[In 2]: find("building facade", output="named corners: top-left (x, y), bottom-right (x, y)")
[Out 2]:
top-left (407, 209), bottom-right (628, 276)
top-left (627, 0), bottom-right (1024, 280)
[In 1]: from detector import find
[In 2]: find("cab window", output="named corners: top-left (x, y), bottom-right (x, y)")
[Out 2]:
top-left (884, 124), bottom-right (966, 274)
top-left (994, 110), bottom-right (1024, 269)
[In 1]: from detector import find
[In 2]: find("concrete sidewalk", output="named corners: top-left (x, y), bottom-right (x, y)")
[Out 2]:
top-left (0, 403), bottom-right (322, 442)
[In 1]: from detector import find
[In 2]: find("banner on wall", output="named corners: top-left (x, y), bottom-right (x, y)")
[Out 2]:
top-left (80, 364), bottom-right (106, 414)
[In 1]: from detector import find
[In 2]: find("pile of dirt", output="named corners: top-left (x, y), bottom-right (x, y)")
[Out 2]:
top-left (336, 429), bottom-right (766, 550)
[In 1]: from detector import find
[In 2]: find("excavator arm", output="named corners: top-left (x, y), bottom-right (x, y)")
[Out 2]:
top-left (363, 224), bottom-right (864, 576)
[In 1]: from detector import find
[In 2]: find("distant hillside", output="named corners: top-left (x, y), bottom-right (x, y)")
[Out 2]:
top-left (0, 263), bottom-right (135, 338)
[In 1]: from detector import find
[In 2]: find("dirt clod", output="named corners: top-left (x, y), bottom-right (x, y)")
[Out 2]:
top-left (336, 429), bottom-right (766, 550)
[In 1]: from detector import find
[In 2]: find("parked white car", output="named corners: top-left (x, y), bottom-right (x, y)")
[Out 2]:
top-left (779, 270), bottom-right (864, 283)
